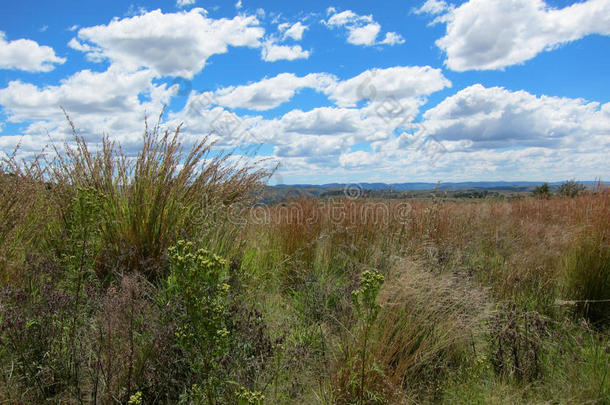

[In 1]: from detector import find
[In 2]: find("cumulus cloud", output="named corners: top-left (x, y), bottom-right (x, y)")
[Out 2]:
top-left (260, 41), bottom-right (310, 62)
top-left (213, 73), bottom-right (336, 111)
top-left (0, 31), bottom-right (66, 72)
top-left (433, 0), bottom-right (610, 71)
top-left (69, 8), bottom-right (264, 78)
top-left (420, 84), bottom-right (610, 150)
top-left (245, 81), bottom-right (609, 179)
top-left (325, 65), bottom-right (451, 107)
top-left (167, 64), bottom-right (452, 166)
top-left (0, 65), bottom-right (176, 153)
top-left (323, 9), bottom-right (404, 46)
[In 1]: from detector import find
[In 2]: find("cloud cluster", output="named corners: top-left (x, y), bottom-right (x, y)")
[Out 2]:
top-left (0, 66), bottom-right (175, 153)
top-left (213, 73), bottom-right (336, 111)
top-left (323, 8), bottom-right (405, 46)
top-left (260, 19), bottom-right (312, 62)
top-left (206, 65), bottom-right (450, 113)
top-left (0, 31), bottom-right (66, 72)
top-left (1, 4), bottom-right (608, 182)
top-left (428, 0), bottom-right (610, 71)
top-left (325, 65), bottom-right (450, 107)
top-left (421, 84), bottom-right (610, 151)
top-left (69, 8), bottom-right (265, 78)
top-left (195, 66), bottom-right (453, 162)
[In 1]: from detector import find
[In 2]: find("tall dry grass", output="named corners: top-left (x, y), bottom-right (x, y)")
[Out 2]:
top-left (0, 149), bottom-right (51, 284)
top-left (44, 114), bottom-right (271, 280)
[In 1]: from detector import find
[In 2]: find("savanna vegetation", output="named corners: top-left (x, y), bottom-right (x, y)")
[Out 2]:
top-left (0, 120), bottom-right (608, 404)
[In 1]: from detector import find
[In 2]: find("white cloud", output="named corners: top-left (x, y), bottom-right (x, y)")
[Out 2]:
top-left (69, 8), bottom-right (264, 78)
top-left (168, 65), bottom-right (452, 164)
top-left (413, 0), bottom-right (453, 15)
top-left (379, 32), bottom-right (406, 46)
top-left (326, 65), bottom-right (451, 107)
top-left (213, 73), bottom-right (336, 111)
top-left (235, 0), bottom-right (243, 9)
top-left (176, 0), bottom-right (195, 7)
top-left (346, 22), bottom-right (381, 46)
top-left (420, 84), bottom-right (610, 150)
top-left (0, 31), bottom-right (66, 72)
top-left (0, 66), bottom-right (176, 153)
top-left (324, 9), bottom-right (404, 46)
top-left (339, 150), bottom-right (379, 168)
top-left (339, 150), bottom-right (377, 168)
top-left (280, 22), bottom-right (308, 41)
top-left (261, 41), bottom-right (310, 62)
top-left (434, 0), bottom-right (610, 71)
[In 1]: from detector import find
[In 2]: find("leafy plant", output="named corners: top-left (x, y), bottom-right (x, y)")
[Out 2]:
top-left (335, 269), bottom-right (385, 404)
top-left (167, 240), bottom-right (231, 403)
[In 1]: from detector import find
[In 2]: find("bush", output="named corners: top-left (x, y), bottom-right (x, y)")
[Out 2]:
top-left (531, 183), bottom-right (551, 199)
top-left (558, 180), bottom-right (586, 198)
top-left (167, 240), bottom-right (231, 403)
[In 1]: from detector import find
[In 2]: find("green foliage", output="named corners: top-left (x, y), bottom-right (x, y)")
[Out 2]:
top-left (167, 240), bottom-right (231, 402)
top-left (532, 182), bottom-right (552, 199)
top-left (127, 391), bottom-right (142, 405)
top-left (349, 270), bottom-right (385, 404)
top-left (235, 386), bottom-right (265, 404)
top-left (558, 179), bottom-right (586, 197)
top-left (351, 270), bottom-right (385, 321)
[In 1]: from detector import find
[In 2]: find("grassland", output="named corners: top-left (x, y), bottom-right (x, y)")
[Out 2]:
top-left (0, 124), bottom-right (608, 404)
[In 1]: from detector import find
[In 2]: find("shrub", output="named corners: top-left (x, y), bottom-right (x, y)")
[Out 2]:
top-left (166, 240), bottom-right (231, 402)
top-left (532, 183), bottom-right (551, 199)
top-left (558, 180), bottom-right (586, 198)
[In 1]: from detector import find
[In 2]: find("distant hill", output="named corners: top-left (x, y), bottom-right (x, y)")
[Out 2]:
top-left (262, 181), bottom-right (600, 203)
top-left (272, 181), bottom-right (598, 191)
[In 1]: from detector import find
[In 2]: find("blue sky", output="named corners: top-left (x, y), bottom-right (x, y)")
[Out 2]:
top-left (0, 0), bottom-right (609, 184)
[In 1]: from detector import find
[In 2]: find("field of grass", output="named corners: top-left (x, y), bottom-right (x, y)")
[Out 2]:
top-left (0, 125), bottom-right (608, 404)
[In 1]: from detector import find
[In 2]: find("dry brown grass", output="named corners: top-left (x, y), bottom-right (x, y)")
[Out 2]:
top-left (329, 259), bottom-right (489, 403)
